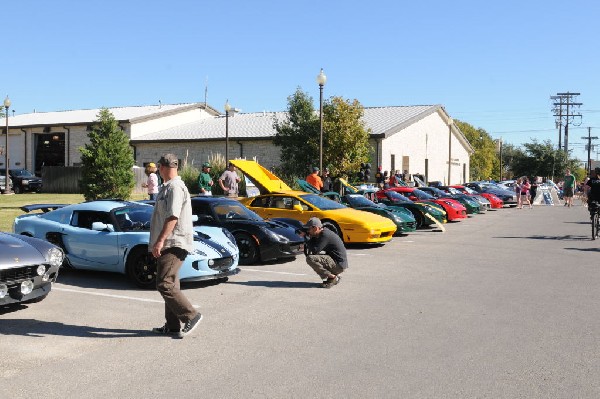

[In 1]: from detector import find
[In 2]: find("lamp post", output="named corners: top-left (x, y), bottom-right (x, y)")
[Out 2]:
top-left (316, 68), bottom-right (327, 173)
top-left (224, 100), bottom-right (231, 163)
top-left (3, 96), bottom-right (11, 194)
top-left (447, 117), bottom-right (453, 185)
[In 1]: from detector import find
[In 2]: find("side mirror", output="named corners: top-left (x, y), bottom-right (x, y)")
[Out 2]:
top-left (293, 204), bottom-right (304, 212)
top-left (91, 222), bottom-right (115, 232)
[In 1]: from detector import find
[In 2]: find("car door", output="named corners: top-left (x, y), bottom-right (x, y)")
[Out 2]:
top-left (62, 210), bottom-right (120, 270)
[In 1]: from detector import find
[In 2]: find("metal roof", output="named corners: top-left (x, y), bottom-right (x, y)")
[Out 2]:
top-left (1, 102), bottom-right (219, 128)
top-left (130, 105), bottom-right (442, 142)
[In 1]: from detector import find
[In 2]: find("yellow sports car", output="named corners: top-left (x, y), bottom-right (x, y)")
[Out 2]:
top-left (231, 160), bottom-right (396, 244)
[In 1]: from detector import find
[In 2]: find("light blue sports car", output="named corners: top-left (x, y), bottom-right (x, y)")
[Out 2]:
top-left (13, 200), bottom-right (240, 288)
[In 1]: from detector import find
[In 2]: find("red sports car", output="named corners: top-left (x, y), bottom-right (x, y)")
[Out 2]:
top-left (450, 185), bottom-right (504, 209)
top-left (384, 187), bottom-right (467, 221)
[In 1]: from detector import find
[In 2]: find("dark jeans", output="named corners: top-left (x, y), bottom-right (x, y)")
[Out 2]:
top-left (306, 254), bottom-right (344, 280)
top-left (156, 247), bottom-right (197, 329)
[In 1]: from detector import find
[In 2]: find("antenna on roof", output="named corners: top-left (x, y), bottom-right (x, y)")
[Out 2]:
top-left (204, 76), bottom-right (208, 108)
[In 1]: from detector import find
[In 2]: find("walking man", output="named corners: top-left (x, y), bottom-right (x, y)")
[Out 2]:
top-left (563, 169), bottom-right (576, 207)
top-left (150, 153), bottom-right (202, 338)
top-left (303, 217), bottom-right (348, 288)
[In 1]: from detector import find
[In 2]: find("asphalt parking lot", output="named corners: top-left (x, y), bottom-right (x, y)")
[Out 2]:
top-left (2, 204), bottom-right (600, 398)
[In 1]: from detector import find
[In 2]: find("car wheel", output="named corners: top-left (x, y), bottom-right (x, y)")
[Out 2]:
top-left (412, 211), bottom-right (425, 228)
top-left (235, 233), bottom-right (259, 265)
top-left (322, 220), bottom-right (342, 239)
top-left (13, 186), bottom-right (21, 194)
top-left (126, 247), bottom-right (156, 289)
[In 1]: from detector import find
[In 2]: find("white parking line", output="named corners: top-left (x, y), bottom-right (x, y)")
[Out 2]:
top-left (240, 268), bottom-right (308, 276)
top-left (53, 286), bottom-right (200, 308)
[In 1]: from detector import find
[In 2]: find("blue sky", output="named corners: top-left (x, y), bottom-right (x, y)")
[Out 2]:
top-left (4, 0), bottom-right (600, 161)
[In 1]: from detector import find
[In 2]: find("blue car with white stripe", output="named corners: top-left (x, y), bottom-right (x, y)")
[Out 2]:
top-left (13, 200), bottom-right (239, 288)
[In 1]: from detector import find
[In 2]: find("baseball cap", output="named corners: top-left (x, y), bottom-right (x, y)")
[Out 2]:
top-left (303, 217), bottom-right (322, 229)
top-left (158, 154), bottom-right (178, 168)
top-left (312, 166), bottom-right (319, 172)
top-left (202, 162), bottom-right (211, 168)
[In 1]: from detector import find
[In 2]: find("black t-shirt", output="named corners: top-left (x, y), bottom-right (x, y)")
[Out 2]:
top-left (306, 228), bottom-right (348, 269)
top-left (586, 177), bottom-right (600, 202)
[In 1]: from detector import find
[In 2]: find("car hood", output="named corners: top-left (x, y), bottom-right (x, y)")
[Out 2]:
top-left (0, 233), bottom-right (46, 268)
top-left (229, 159), bottom-right (291, 194)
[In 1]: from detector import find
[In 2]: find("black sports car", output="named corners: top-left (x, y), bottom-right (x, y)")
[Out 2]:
top-left (1, 232), bottom-right (64, 306)
top-left (190, 197), bottom-right (304, 265)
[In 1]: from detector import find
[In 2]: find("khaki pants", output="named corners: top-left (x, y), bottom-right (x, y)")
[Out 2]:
top-left (306, 254), bottom-right (344, 280)
top-left (156, 248), bottom-right (197, 329)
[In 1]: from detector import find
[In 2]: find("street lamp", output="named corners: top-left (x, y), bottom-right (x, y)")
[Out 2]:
top-left (447, 117), bottom-right (453, 185)
top-left (316, 68), bottom-right (327, 173)
top-left (224, 100), bottom-right (231, 163)
top-left (3, 96), bottom-right (11, 194)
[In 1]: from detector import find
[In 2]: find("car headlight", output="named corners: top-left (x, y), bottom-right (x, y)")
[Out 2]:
top-left (0, 284), bottom-right (7, 299)
top-left (262, 227), bottom-right (289, 243)
top-left (47, 247), bottom-right (64, 267)
top-left (22, 179), bottom-right (29, 185)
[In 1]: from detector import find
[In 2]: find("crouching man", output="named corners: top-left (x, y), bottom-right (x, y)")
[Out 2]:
top-left (303, 217), bottom-right (348, 288)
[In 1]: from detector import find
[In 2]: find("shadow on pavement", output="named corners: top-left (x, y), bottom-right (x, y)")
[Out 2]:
top-left (0, 319), bottom-right (149, 338)
top-left (564, 247), bottom-right (600, 253)
top-left (226, 280), bottom-right (318, 289)
top-left (495, 234), bottom-right (589, 241)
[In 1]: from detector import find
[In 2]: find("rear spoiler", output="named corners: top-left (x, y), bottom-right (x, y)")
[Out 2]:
top-left (20, 204), bottom-right (67, 213)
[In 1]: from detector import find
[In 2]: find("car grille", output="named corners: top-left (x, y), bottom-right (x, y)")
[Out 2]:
top-left (209, 257), bottom-right (234, 271)
top-left (0, 265), bottom-right (40, 284)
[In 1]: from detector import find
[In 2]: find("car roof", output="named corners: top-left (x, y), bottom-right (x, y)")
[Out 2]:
top-left (56, 200), bottom-right (143, 212)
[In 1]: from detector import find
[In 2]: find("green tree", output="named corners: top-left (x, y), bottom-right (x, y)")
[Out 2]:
top-left (322, 96), bottom-right (371, 177)
top-left (273, 88), bottom-right (371, 177)
top-left (456, 121), bottom-right (498, 180)
top-left (273, 88), bottom-right (319, 177)
top-left (79, 108), bottom-right (135, 200)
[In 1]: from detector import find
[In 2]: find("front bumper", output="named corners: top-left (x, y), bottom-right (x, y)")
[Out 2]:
top-left (0, 264), bottom-right (60, 305)
top-left (181, 267), bottom-right (240, 282)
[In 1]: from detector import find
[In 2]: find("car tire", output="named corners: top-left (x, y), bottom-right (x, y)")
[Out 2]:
top-left (126, 247), bottom-right (157, 289)
top-left (412, 211), bottom-right (425, 228)
top-left (13, 186), bottom-right (21, 194)
top-left (235, 233), bottom-right (259, 265)
top-left (322, 220), bottom-right (342, 239)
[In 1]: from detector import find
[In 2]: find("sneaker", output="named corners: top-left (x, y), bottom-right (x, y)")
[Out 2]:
top-left (152, 324), bottom-right (180, 336)
top-left (322, 275), bottom-right (341, 288)
top-left (179, 313), bottom-right (203, 338)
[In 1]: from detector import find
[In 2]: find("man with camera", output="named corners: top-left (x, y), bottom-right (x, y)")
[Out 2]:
top-left (302, 217), bottom-right (348, 288)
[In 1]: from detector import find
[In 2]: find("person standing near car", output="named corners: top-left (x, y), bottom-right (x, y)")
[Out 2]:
top-left (150, 153), bottom-right (202, 338)
top-left (219, 162), bottom-right (242, 197)
top-left (198, 162), bottom-right (214, 196)
top-left (306, 166), bottom-right (323, 191)
top-left (563, 169), bottom-right (576, 207)
top-left (141, 163), bottom-right (159, 200)
top-left (303, 217), bottom-right (348, 288)
top-left (321, 167), bottom-right (333, 192)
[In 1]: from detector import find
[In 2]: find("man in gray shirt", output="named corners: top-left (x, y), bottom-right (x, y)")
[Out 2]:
top-left (303, 217), bottom-right (348, 288)
top-left (219, 162), bottom-right (241, 197)
top-left (150, 153), bottom-right (202, 338)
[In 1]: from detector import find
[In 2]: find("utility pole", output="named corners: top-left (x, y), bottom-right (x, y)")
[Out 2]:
top-left (552, 92), bottom-right (582, 155)
top-left (582, 127), bottom-right (598, 174)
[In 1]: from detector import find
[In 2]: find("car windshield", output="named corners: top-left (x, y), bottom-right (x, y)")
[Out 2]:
top-left (299, 194), bottom-right (346, 210)
top-left (412, 189), bottom-right (435, 200)
top-left (212, 202), bottom-right (262, 221)
top-left (113, 206), bottom-right (153, 231)
top-left (345, 194), bottom-right (376, 207)
top-left (385, 191), bottom-right (413, 203)
top-left (463, 187), bottom-right (478, 194)
top-left (11, 169), bottom-right (35, 177)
